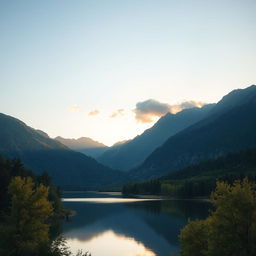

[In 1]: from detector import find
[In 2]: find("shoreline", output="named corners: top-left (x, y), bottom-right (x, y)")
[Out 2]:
top-left (62, 190), bottom-right (209, 201)
top-left (126, 194), bottom-right (210, 201)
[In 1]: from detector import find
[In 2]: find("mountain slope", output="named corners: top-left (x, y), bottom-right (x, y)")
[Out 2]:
top-left (131, 85), bottom-right (256, 180)
top-left (55, 136), bottom-right (108, 158)
top-left (97, 105), bottom-right (214, 171)
top-left (123, 148), bottom-right (256, 197)
top-left (0, 113), bottom-right (128, 188)
top-left (163, 148), bottom-right (256, 181)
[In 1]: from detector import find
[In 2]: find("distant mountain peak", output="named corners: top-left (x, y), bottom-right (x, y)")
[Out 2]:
top-left (55, 136), bottom-right (107, 149)
top-left (55, 136), bottom-right (108, 158)
top-left (0, 113), bottom-right (127, 187)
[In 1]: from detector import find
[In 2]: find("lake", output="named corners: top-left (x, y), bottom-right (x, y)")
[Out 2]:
top-left (62, 191), bottom-right (210, 256)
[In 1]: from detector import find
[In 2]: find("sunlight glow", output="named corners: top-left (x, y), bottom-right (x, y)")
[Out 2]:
top-left (62, 198), bottom-right (162, 203)
top-left (66, 230), bottom-right (156, 256)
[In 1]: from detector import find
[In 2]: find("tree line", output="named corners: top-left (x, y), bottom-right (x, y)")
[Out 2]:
top-left (122, 149), bottom-right (256, 198)
top-left (0, 156), bottom-right (89, 256)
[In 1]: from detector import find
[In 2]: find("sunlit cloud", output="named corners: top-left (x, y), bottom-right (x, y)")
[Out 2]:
top-left (110, 109), bottom-right (125, 118)
top-left (169, 100), bottom-right (206, 114)
top-left (68, 104), bottom-right (81, 112)
top-left (134, 99), bottom-right (206, 123)
top-left (88, 109), bottom-right (100, 116)
top-left (134, 99), bottom-right (170, 123)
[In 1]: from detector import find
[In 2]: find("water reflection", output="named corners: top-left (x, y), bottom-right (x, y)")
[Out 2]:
top-left (63, 198), bottom-right (161, 203)
top-left (66, 230), bottom-right (156, 256)
top-left (62, 192), bottom-right (210, 256)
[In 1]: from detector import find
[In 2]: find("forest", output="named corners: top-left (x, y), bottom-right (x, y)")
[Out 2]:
top-left (123, 148), bottom-right (256, 198)
top-left (0, 156), bottom-right (89, 256)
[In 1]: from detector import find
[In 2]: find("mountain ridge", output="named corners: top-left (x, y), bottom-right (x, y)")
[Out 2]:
top-left (55, 136), bottom-right (108, 158)
top-left (130, 85), bottom-right (256, 180)
top-left (97, 104), bottom-right (214, 171)
top-left (0, 113), bottom-right (128, 188)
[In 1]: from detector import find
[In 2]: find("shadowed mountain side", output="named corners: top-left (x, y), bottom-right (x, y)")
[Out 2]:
top-left (130, 85), bottom-right (256, 180)
top-left (97, 105), bottom-right (214, 171)
top-left (55, 136), bottom-right (108, 158)
top-left (0, 113), bottom-right (128, 188)
top-left (209, 84), bottom-right (256, 116)
top-left (162, 148), bottom-right (256, 182)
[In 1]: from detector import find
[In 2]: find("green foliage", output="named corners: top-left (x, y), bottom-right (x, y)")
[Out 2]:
top-left (2, 176), bottom-right (53, 255)
top-left (0, 157), bottom-right (64, 217)
top-left (0, 156), bottom-right (91, 256)
top-left (179, 220), bottom-right (209, 256)
top-left (122, 179), bottom-right (161, 195)
top-left (0, 157), bottom-right (31, 210)
top-left (161, 183), bottom-right (176, 196)
top-left (179, 178), bottom-right (256, 256)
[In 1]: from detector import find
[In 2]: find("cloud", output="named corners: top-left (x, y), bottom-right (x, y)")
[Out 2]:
top-left (168, 100), bottom-right (206, 114)
top-left (180, 100), bottom-right (205, 109)
top-left (68, 104), bottom-right (81, 112)
top-left (110, 109), bottom-right (125, 118)
top-left (134, 99), bottom-right (206, 123)
top-left (134, 99), bottom-right (170, 123)
top-left (88, 109), bottom-right (100, 116)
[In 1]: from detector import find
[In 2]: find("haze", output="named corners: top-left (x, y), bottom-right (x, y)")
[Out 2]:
top-left (1, 0), bottom-right (255, 145)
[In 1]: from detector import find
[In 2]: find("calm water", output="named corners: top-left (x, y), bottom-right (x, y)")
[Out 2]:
top-left (62, 191), bottom-right (210, 256)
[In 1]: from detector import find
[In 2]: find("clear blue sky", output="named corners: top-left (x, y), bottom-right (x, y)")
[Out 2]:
top-left (1, 0), bottom-right (255, 145)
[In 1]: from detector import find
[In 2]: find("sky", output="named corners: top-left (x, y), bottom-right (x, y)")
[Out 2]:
top-left (1, 0), bottom-right (256, 146)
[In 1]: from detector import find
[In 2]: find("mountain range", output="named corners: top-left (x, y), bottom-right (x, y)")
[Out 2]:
top-left (1, 85), bottom-right (256, 188)
top-left (97, 104), bottom-right (214, 171)
top-left (0, 113), bottom-right (127, 188)
top-left (55, 136), bottom-right (108, 158)
top-left (130, 85), bottom-right (256, 180)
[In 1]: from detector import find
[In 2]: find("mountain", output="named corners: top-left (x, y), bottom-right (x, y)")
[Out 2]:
top-left (112, 139), bottom-right (131, 147)
top-left (130, 85), bottom-right (256, 180)
top-left (123, 148), bottom-right (256, 197)
top-left (97, 105), bottom-right (214, 171)
top-left (55, 136), bottom-right (108, 158)
top-left (0, 113), bottom-right (128, 188)
top-left (163, 148), bottom-right (256, 182)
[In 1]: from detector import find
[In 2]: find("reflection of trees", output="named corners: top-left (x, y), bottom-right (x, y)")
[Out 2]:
top-left (62, 200), bottom-right (210, 256)
top-left (125, 200), bottom-right (210, 220)
top-left (160, 200), bottom-right (211, 220)
top-left (124, 200), bottom-right (211, 246)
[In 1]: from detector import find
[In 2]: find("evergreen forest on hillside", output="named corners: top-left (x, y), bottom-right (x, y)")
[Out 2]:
top-left (123, 148), bottom-right (256, 198)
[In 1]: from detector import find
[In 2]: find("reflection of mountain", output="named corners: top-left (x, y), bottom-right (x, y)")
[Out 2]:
top-left (63, 200), bottom-right (210, 256)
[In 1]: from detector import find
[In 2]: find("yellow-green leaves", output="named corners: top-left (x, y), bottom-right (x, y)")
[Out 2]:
top-left (179, 178), bottom-right (256, 256)
top-left (7, 176), bottom-right (53, 255)
top-left (179, 219), bottom-right (209, 256)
